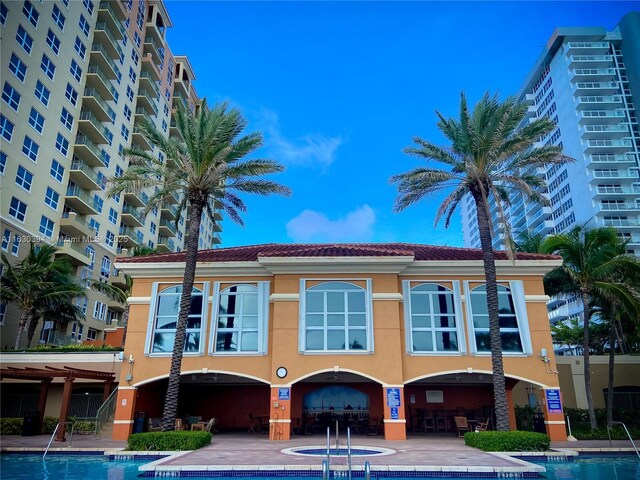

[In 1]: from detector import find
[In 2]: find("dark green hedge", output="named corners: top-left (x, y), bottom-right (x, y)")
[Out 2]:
top-left (0, 418), bottom-right (23, 435)
top-left (128, 431), bottom-right (212, 451)
top-left (0, 416), bottom-right (91, 435)
top-left (464, 430), bottom-right (550, 452)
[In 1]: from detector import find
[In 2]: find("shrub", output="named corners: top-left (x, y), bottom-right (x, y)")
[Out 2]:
top-left (464, 430), bottom-right (550, 452)
top-left (127, 431), bottom-right (212, 451)
top-left (43, 416), bottom-right (59, 434)
top-left (573, 426), bottom-right (640, 440)
top-left (0, 418), bottom-right (23, 435)
top-left (72, 420), bottom-right (96, 434)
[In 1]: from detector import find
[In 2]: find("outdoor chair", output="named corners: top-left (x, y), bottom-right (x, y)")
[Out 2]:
top-left (477, 418), bottom-right (490, 431)
top-left (175, 418), bottom-right (184, 430)
top-left (454, 416), bottom-right (469, 437)
top-left (148, 417), bottom-right (162, 432)
top-left (206, 417), bottom-right (218, 433)
top-left (247, 414), bottom-right (258, 433)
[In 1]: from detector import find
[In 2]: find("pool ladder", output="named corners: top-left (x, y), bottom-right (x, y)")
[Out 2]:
top-left (607, 421), bottom-right (639, 458)
top-left (322, 425), bottom-right (370, 480)
top-left (43, 421), bottom-right (75, 459)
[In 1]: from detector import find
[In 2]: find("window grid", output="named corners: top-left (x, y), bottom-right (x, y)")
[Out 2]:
top-left (64, 83), bottom-right (78, 106)
top-left (55, 133), bottom-right (69, 156)
top-left (22, 1), bottom-right (39, 28)
top-left (0, 115), bottom-right (14, 141)
top-left (151, 285), bottom-right (205, 354)
top-left (51, 3), bottom-right (65, 30)
top-left (35, 80), bottom-right (50, 106)
top-left (28, 107), bottom-right (45, 133)
top-left (2, 82), bottom-right (21, 111)
top-left (0, 151), bottom-right (6, 174)
top-left (39, 215), bottom-right (54, 238)
top-left (16, 25), bottom-right (33, 54)
top-left (9, 197), bottom-right (27, 222)
top-left (21, 136), bottom-right (39, 161)
top-left (79, 14), bottom-right (90, 36)
top-left (69, 59), bottom-right (82, 82)
top-left (60, 107), bottom-right (73, 130)
top-left (44, 187), bottom-right (60, 210)
top-left (15, 165), bottom-right (33, 191)
top-left (407, 283), bottom-right (460, 353)
top-left (50, 159), bottom-right (64, 182)
top-left (9, 53), bottom-right (27, 82)
top-left (1, 229), bottom-right (10, 251)
top-left (74, 36), bottom-right (86, 60)
top-left (40, 54), bottom-right (56, 80)
top-left (46, 29), bottom-right (60, 55)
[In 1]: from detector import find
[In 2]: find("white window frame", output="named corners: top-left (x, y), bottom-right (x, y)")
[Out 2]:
top-left (208, 281), bottom-right (270, 356)
top-left (464, 280), bottom-right (532, 356)
top-left (402, 280), bottom-right (466, 355)
top-left (145, 282), bottom-right (209, 356)
top-left (299, 278), bottom-right (374, 354)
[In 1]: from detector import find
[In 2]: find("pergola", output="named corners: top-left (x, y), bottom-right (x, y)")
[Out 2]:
top-left (0, 366), bottom-right (116, 441)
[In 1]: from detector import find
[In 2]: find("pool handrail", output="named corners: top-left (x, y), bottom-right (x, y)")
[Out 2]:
top-left (364, 460), bottom-right (371, 480)
top-left (326, 426), bottom-right (331, 470)
top-left (322, 458), bottom-right (329, 480)
top-left (347, 426), bottom-right (352, 480)
top-left (43, 421), bottom-right (75, 459)
top-left (607, 421), bottom-right (639, 458)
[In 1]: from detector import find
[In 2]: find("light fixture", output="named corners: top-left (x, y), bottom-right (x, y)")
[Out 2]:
top-left (540, 348), bottom-right (550, 364)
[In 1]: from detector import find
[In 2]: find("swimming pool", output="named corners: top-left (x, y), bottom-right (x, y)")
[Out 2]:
top-left (0, 453), bottom-right (638, 479)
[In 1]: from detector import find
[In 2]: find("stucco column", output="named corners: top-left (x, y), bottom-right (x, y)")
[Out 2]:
top-left (382, 386), bottom-right (406, 440)
top-left (541, 387), bottom-right (567, 441)
top-left (506, 387), bottom-right (517, 431)
top-left (37, 379), bottom-right (52, 434)
top-left (269, 386), bottom-right (291, 440)
top-left (56, 377), bottom-right (74, 442)
top-left (112, 386), bottom-right (137, 440)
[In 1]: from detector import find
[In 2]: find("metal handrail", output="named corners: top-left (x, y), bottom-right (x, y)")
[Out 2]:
top-left (322, 459), bottom-right (329, 480)
top-left (364, 461), bottom-right (371, 480)
top-left (347, 427), bottom-right (352, 480)
top-left (607, 421), bottom-right (640, 458)
top-left (94, 387), bottom-right (119, 435)
top-left (44, 422), bottom-right (75, 459)
top-left (326, 426), bottom-right (331, 470)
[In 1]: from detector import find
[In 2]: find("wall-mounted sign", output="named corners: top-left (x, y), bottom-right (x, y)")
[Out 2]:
top-left (278, 388), bottom-right (290, 401)
top-left (545, 389), bottom-right (562, 413)
top-left (386, 388), bottom-right (401, 407)
top-left (390, 407), bottom-right (399, 420)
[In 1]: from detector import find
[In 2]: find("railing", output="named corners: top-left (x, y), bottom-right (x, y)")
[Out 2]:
top-left (91, 43), bottom-right (119, 73)
top-left (95, 22), bottom-right (122, 55)
top-left (347, 427), bottom-right (352, 480)
top-left (322, 459), bottom-right (330, 480)
top-left (71, 160), bottom-right (100, 184)
top-left (57, 239), bottom-right (91, 256)
top-left (87, 64), bottom-right (117, 97)
top-left (364, 461), bottom-right (371, 480)
top-left (44, 422), bottom-right (75, 459)
top-left (94, 387), bottom-right (119, 435)
top-left (607, 421), bottom-right (639, 458)
top-left (75, 134), bottom-right (104, 160)
top-left (84, 87), bottom-right (116, 120)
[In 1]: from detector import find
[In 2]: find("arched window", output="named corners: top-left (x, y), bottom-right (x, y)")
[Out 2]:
top-left (407, 283), bottom-right (459, 353)
top-left (302, 281), bottom-right (369, 352)
top-left (469, 284), bottom-right (524, 353)
top-left (100, 255), bottom-right (110, 279)
top-left (151, 285), bottom-right (205, 354)
top-left (215, 285), bottom-right (258, 352)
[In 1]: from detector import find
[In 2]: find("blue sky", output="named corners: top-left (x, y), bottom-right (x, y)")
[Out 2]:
top-left (165, 1), bottom-right (635, 248)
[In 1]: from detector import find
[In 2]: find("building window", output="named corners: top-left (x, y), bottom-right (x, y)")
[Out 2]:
top-left (0, 2), bottom-right (7, 26)
top-left (11, 234), bottom-right (20, 256)
top-left (60, 107), bottom-right (73, 130)
top-left (108, 207), bottom-right (118, 225)
top-left (123, 105), bottom-right (131, 121)
top-left (28, 107), bottom-right (45, 133)
top-left (9, 197), bottom-right (27, 222)
top-left (40, 54), bottom-right (56, 80)
top-left (0, 115), bottom-right (14, 141)
top-left (74, 37), bottom-right (86, 60)
top-left (64, 83), bottom-right (78, 106)
top-left (51, 4), bottom-right (65, 29)
top-left (39, 215), bottom-right (54, 238)
top-left (300, 280), bottom-right (372, 352)
top-left (85, 245), bottom-right (95, 270)
top-left (44, 187), bottom-right (60, 210)
top-left (0, 302), bottom-right (6, 325)
top-left (55, 133), bottom-right (69, 156)
top-left (120, 125), bottom-right (129, 140)
top-left (466, 282), bottom-right (531, 354)
top-left (93, 194), bottom-right (104, 213)
top-left (87, 328), bottom-right (98, 341)
top-left (46, 29), bottom-right (60, 55)
top-left (21, 136), bottom-right (39, 161)
top-left (50, 159), bottom-right (64, 182)
top-left (35, 80), bottom-right (50, 106)
top-left (0, 151), bottom-right (6, 174)
top-left (89, 218), bottom-right (100, 234)
top-left (1, 230), bottom-right (10, 251)
top-left (22, 1), bottom-right (39, 28)
top-left (9, 53), bottom-right (27, 82)
top-left (15, 165), bottom-right (33, 191)
top-left (2, 82), bottom-right (21, 111)
top-left (211, 283), bottom-right (269, 354)
top-left (69, 59), bottom-right (82, 82)
top-left (148, 284), bottom-right (207, 354)
top-left (105, 231), bottom-right (115, 248)
top-left (126, 86), bottom-right (134, 102)
top-left (16, 25), bottom-right (33, 54)
top-left (100, 255), bottom-right (110, 279)
top-left (93, 301), bottom-right (107, 321)
top-left (78, 14), bottom-right (90, 37)
top-left (82, 0), bottom-right (94, 15)
top-left (403, 282), bottom-right (464, 353)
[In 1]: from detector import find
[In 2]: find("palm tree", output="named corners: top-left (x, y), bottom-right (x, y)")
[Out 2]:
top-left (515, 230), bottom-right (545, 254)
top-left (1, 244), bottom-right (86, 349)
top-left (542, 226), bottom-right (640, 429)
top-left (109, 100), bottom-right (291, 431)
top-left (390, 92), bottom-right (572, 430)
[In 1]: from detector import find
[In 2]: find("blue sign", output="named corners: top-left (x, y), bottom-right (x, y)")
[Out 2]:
top-left (386, 388), bottom-right (401, 407)
top-left (390, 407), bottom-right (398, 420)
top-left (278, 388), bottom-right (290, 401)
top-left (545, 389), bottom-right (562, 413)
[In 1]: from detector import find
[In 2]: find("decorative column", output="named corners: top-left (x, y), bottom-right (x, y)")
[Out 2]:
top-left (382, 385), bottom-right (406, 440)
top-left (269, 386), bottom-right (291, 440)
top-left (112, 386), bottom-right (137, 440)
top-left (506, 387), bottom-right (517, 430)
top-left (56, 377), bottom-right (74, 442)
top-left (541, 387), bottom-right (567, 441)
top-left (37, 379), bottom-right (52, 435)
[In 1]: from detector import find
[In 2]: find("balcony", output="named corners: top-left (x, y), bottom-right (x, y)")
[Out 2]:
top-left (532, 219), bottom-right (555, 236)
top-left (211, 232), bottom-right (222, 245)
top-left (590, 168), bottom-right (639, 181)
top-left (587, 153), bottom-right (637, 167)
top-left (137, 89), bottom-right (158, 116)
top-left (579, 124), bottom-right (628, 139)
top-left (571, 81), bottom-right (619, 96)
top-left (90, 43), bottom-right (118, 78)
top-left (141, 54), bottom-right (161, 81)
top-left (565, 41), bottom-right (610, 54)
top-left (173, 93), bottom-right (188, 111)
top-left (570, 68), bottom-right (616, 82)
top-left (69, 160), bottom-right (100, 190)
top-left (74, 135), bottom-right (106, 168)
top-left (145, 19), bottom-right (165, 45)
top-left (124, 191), bottom-right (145, 208)
top-left (65, 185), bottom-right (99, 215)
top-left (55, 240), bottom-right (92, 266)
top-left (132, 126), bottom-right (152, 151)
top-left (165, 190), bottom-right (179, 204)
top-left (139, 71), bottom-right (160, 98)
top-left (159, 218), bottom-right (177, 236)
top-left (161, 203), bottom-right (178, 220)
top-left (548, 304), bottom-right (570, 323)
top-left (594, 185), bottom-right (640, 197)
top-left (169, 119), bottom-right (182, 140)
top-left (121, 204), bottom-right (144, 227)
top-left (568, 55), bottom-right (614, 68)
top-left (213, 210), bottom-right (223, 222)
top-left (576, 95), bottom-right (623, 109)
top-left (110, 269), bottom-right (127, 289)
top-left (100, 0), bottom-right (127, 20)
top-left (98, 2), bottom-right (124, 35)
top-left (118, 226), bottom-right (140, 248)
top-left (144, 36), bottom-right (163, 65)
top-left (578, 110), bottom-right (627, 124)
top-left (585, 139), bottom-right (633, 153)
top-left (59, 212), bottom-right (94, 238)
top-left (94, 23), bottom-right (122, 58)
top-left (600, 202), bottom-right (640, 213)
top-left (82, 87), bottom-right (114, 122)
top-left (107, 299), bottom-right (126, 312)
top-left (603, 218), bottom-right (640, 228)
top-left (86, 64), bottom-right (116, 101)
top-left (156, 236), bottom-right (174, 253)
top-left (78, 110), bottom-right (109, 145)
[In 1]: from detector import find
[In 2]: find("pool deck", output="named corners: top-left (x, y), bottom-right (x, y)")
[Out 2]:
top-left (2, 433), bottom-right (638, 476)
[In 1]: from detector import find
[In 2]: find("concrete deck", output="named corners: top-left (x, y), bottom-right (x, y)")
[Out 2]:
top-left (1, 432), bottom-right (637, 476)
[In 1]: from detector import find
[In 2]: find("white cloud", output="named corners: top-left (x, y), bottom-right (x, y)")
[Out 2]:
top-left (286, 205), bottom-right (376, 243)
top-left (257, 108), bottom-right (343, 169)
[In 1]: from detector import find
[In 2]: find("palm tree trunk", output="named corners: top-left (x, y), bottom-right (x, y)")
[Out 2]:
top-left (580, 291), bottom-right (598, 430)
top-left (473, 192), bottom-right (510, 431)
top-left (161, 196), bottom-right (205, 431)
top-left (120, 305), bottom-right (130, 348)
top-left (606, 315), bottom-right (616, 428)
top-left (14, 308), bottom-right (30, 350)
top-left (26, 313), bottom-right (40, 347)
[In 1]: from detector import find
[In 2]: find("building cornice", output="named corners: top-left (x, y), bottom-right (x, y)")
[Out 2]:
top-left (401, 259), bottom-right (562, 276)
top-left (114, 261), bottom-right (272, 278)
top-left (257, 256), bottom-right (415, 274)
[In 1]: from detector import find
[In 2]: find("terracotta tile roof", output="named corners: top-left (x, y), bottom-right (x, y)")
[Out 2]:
top-left (116, 243), bottom-right (560, 263)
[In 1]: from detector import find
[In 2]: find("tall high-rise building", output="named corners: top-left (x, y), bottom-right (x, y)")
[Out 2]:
top-left (461, 12), bottom-right (640, 334)
top-left (0, 0), bottom-right (221, 348)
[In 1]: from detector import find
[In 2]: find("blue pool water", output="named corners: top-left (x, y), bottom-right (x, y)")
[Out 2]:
top-left (0, 453), bottom-right (638, 479)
